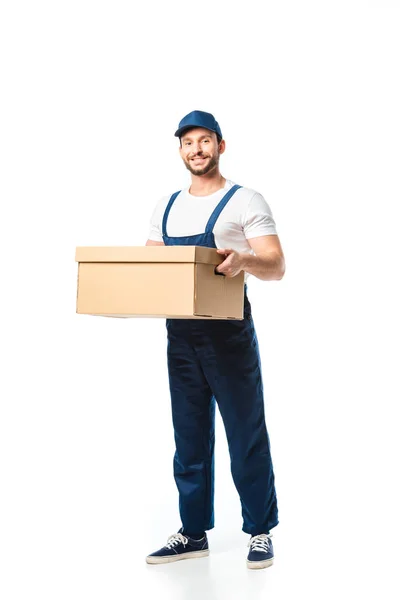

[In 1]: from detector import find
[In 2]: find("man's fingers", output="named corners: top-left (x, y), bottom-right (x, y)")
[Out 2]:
top-left (214, 265), bottom-right (225, 276)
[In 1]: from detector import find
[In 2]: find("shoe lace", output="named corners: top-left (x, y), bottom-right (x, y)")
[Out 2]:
top-left (248, 533), bottom-right (273, 552)
top-left (165, 533), bottom-right (188, 549)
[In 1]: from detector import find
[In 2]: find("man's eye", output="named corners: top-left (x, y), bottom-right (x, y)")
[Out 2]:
top-left (185, 142), bottom-right (191, 146)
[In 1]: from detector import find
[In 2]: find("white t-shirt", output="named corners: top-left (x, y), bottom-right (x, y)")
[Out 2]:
top-left (148, 179), bottom-right (278, 256)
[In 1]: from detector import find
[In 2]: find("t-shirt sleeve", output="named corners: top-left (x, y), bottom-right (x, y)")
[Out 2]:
top-left (243, 192), bottom-right (277, 238)
top-left (147, 197), bottom-right (166, 242)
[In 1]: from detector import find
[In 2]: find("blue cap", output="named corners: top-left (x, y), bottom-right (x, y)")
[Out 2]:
top-left (174, 110), bottom-right (222, 139)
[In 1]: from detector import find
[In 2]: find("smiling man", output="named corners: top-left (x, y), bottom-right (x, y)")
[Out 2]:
top-left (145, 110), bottom-right (285, 570)
top-left (180, 128), bottom-right (222, 176)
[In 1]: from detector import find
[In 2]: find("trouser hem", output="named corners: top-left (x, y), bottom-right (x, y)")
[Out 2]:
top-left (242, 520), bottom-right (279, 536)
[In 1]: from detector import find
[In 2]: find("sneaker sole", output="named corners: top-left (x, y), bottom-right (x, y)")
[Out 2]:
top-left (146, 550), bottom-right (210, 565)
top-left (247, 558), bottom-right (274, 570)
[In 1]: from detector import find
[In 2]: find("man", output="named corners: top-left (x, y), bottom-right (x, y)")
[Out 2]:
top-left (145, 110), bottom-right (285, 569)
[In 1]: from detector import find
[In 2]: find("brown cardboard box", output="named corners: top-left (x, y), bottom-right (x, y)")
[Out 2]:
top-left (75, 246), bottom-right (244, 319)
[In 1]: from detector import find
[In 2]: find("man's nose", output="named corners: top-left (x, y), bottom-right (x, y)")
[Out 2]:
top-left (191, 142), bottom-right (203, 154)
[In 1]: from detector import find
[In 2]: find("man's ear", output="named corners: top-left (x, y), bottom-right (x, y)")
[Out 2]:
top-left (218, 139), bottom-right (226, 155)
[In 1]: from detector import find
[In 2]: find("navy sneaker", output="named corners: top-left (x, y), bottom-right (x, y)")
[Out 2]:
top-left (246, 533), bottom-right (274, 569)
top-left (146, 529), bottom-right (209, 564)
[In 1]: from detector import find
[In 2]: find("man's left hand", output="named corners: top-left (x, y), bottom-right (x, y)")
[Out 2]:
top-left (215, 248), bottom-right (245, 278)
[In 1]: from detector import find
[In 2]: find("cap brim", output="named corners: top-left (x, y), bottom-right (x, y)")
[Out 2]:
top-left (174, 125), bottom-right (217, 138)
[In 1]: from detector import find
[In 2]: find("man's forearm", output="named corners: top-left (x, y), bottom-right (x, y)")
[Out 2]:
top-left (240, 252), bottom-right (285, 281)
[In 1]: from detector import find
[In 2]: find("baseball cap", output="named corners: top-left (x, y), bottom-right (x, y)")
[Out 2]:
top-left (174, 110), bottom-right (222, 139)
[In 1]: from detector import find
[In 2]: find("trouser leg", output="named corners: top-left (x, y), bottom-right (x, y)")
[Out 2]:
top-left (166, 320), bottom-right (215, 533)
top-left (196, 310), bottom-right (279, 536)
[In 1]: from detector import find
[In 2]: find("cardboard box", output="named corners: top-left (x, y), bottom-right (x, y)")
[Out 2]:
top-left (75, 246), bottom-right (244, 319)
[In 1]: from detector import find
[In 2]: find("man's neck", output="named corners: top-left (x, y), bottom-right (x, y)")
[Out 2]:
top-left (189, 173), bottom-right (226, 197)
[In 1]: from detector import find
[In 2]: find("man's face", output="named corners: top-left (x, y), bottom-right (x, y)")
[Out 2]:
top-left (179, 128), bottom-right (224, 176)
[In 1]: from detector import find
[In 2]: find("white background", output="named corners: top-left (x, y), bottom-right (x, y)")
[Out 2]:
top-left (1, 1), bottom-right (399, 599)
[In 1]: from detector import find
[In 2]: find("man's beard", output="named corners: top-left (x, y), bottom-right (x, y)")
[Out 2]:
top-left (184, 153), bottom-right (219, 176)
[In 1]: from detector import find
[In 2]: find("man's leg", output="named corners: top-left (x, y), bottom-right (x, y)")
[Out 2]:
top-left (196, 313), bottom-right (278, 536)
top-left (167, 320), bottom-right (216, 534)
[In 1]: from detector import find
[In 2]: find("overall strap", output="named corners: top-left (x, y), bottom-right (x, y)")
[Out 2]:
top-left (205, 184), bottom-right (243, 233)
top-left (162, 191), bottom-right (181, 237)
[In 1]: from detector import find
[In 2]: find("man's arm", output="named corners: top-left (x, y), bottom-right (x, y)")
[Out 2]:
top-left (216, 235), bottom-right (285, 281)
top-left (145, 239), bottom-right (165, 246)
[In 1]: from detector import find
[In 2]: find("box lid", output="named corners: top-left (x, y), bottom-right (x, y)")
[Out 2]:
top-left (75, 246), bottom-right (223, 265)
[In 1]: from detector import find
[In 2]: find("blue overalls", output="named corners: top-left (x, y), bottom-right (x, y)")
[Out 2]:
top-left (162, 184), bottom-right (278, 536)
